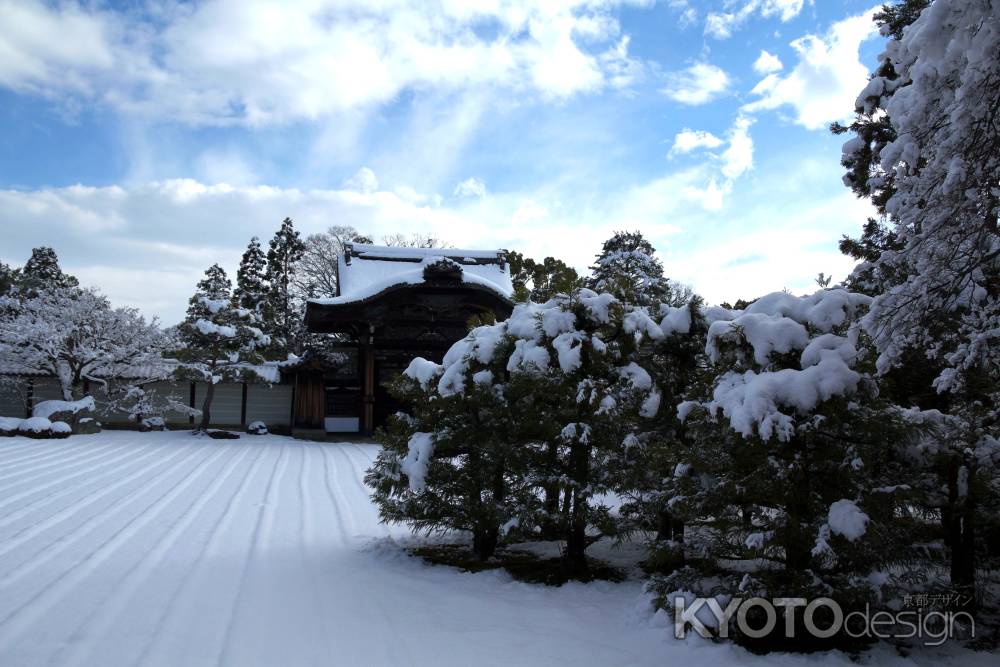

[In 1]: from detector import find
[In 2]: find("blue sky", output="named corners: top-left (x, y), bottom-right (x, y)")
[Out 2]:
top-left (0, 0), bottom-right (885, 323)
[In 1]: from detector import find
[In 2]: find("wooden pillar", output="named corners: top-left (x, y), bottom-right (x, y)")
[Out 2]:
top-left (25, 377), bottom-right (34, 418)
top-left (240, 382), bottom-right (248, 426)
top-left (361, 331), bottom-right (375, 436)
top-left (289, 374), bottom-right (298, 433)
top-left (189, 382), bottom-right (196, 425)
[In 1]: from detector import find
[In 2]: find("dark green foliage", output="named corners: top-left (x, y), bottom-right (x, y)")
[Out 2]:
top-left (9, 247), bottom-right (79, 294)
top-left (507, 251), bottom-right (583, 302)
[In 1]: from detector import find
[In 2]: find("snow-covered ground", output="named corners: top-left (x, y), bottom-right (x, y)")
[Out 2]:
top-left (0, 432), bottom-right (991, 667)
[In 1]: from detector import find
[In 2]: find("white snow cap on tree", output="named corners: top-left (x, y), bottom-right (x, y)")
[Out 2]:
top-left (687, 288), bottom-right (871, 442)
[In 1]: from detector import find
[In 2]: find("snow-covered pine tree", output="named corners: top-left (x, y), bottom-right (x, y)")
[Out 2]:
top-left (835, 0), bottom-right (1000, 593)
top-left (175, 264), bottom-right (270, 432)
top-left (588, 231), bottom-right (672, 306)
top-left (0, 286), bottom-right (166, 402)
top-left (367, 340), bottom-right (540, 561)
top-left (368, 288), bottom-right (661, 573)
top-left (652, 289), bottom-right (925, 639)
top-left (16, 247), bottom-right (79, 292)
top-left (612, 296), bottom-right (707, 571)
top-left (264, 217), bottom-right (306, 357)
top-left (234, 236), bottom-right (268, 312)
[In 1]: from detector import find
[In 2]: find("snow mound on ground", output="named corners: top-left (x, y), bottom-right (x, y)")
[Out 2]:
top-left (246, 420), bottom-right (268, 435)
top-left (33, 396), bottom-right (95, 419)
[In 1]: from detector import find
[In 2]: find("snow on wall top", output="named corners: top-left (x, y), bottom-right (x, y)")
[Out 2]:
top-left (311, 243), bottom-right (513, 305)
top-left (0, 357), bottom-right (285, 384)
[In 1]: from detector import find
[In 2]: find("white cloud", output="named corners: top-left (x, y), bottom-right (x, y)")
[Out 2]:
top-left (662, 62), bottom-right (731, 105)
top-left (742, 9), bottom-right (879, 130)
top-left (720, 116), bottom-right (755, 180)
top-left (0, 153), bottom-right (874, 322)
top-left (667, 1), bottom-right (698, 29)
top-left (753, 50), bottom-right (784, 74)
top-left (454, 177), bottom-right (487, 199)
top-left (0, 0), bottom-right (649, 126)
top-left (342, 167), bottom-right (378, 194)
top-left (706, 0), bottom-right (807, 39)
top-left (670, 129), bottom-right (724, 154)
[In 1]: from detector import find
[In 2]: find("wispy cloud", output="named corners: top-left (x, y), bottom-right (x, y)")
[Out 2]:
top-left (705, 0), bottom-right (808, 39)
top-left (0, 0), bottom-right (650, 127)
top-left (742, 8), bottom-right (878, 129)
top-left (662, 62), bottom-right (731, 105)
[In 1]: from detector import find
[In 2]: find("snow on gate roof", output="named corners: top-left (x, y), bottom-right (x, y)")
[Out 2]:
top-left (310, 243), bottom-right (514, 306)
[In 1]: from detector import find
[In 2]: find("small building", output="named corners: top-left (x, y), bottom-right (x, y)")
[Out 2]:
top-left (303, 243), bottom-right (514, 435)
top-left (0, 244), bottom-right (514, 438)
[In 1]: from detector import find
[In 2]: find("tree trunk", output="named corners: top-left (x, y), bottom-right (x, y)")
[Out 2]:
top-left (655, 509), bottom-right (684, 543)
top-left (563, 440), bottom-right (590, 576)
top-left (539, 442), bottom-right (562, 539)
top-left (946, 463), bottom-right (977, 594)
top-left (198, 380), bottom-right (214, 432)
top-left (473, 525), bottom-right (499, 561)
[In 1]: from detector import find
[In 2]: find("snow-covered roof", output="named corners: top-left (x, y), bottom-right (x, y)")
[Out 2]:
top-left (310, 243), bottom-right (513, 306)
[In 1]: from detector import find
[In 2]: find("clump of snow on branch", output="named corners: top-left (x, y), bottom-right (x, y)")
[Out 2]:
top-left (400, 432), bottom-right (435, 492)
top-left (683, 288), bottom-right (871, 441)
top-left (826, 499), bottom-right (869, 541)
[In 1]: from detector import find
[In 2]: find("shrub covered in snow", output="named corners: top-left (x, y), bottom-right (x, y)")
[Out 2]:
top-left (139, 416), bottom-right (166, 432)
top-left (16, 417), bottom-right (64, 439)
top-left (0, 416), bottom-right (23, 436)
top-left (246, 420), bottom-right (268, 435)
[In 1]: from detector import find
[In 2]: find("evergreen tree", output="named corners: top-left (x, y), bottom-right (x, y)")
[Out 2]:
top-left (507, 251), bottom-right (583, 303)
top-left (588, 231), bottom-right (672, 306)
top-left (175, 264), bottom-right (270, 432)
top-left (18, 247), bottom-right (78, 292)
top-left (234, 236), bottom-right (268, 312)
top-left (614, 297), bottom-right (707, 570)
top-left (264, 217), bottom-right (306, 357)
top-left (648, 289), bottom-right (929, 646)
top-left (368, 288), bottom-right (661, 573)
top-left (834, 0), bottom-right (999, 593)
top-left (0, 261), bottom-right (17, 295)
